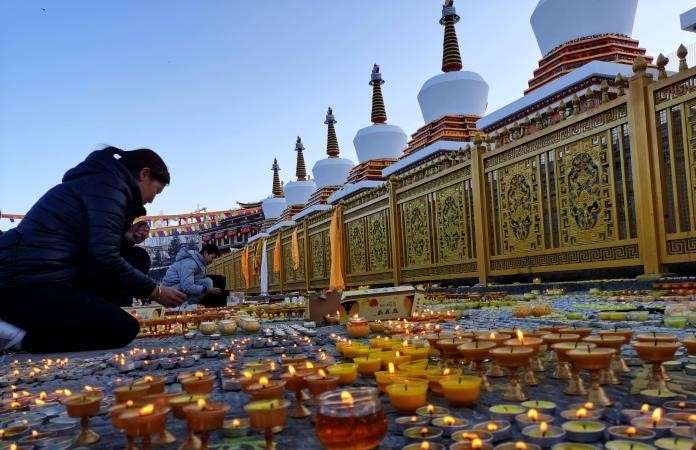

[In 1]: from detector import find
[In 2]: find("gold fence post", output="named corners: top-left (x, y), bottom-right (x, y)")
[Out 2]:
top-left (303, 220), bottom-right (311, 292)
top-left (470, 137), bottom-right (490, 285)
top-left (278, 230), bottom-right (285, 293)
top-left (627, 57), bottom-right (663, 276)
top-left (387, 180), bottom-right (402, 286)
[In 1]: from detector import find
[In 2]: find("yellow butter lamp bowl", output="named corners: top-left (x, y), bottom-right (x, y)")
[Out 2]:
top-left (354, 357), bottom-right (382, 375)
top-left (440, 375), bottom-right (482, 407)
top-left (386, 380), bottom-right (428, 413)
top-left (327, 363), bottom-right (358, 385)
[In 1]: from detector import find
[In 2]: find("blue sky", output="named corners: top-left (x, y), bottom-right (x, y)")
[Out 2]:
top-left (1, 0), bottom-right (695, 227)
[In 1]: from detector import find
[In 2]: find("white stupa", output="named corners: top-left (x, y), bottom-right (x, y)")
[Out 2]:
top-left (417, 0), bottom-right (489, 124)
top-left (312, 108), bottom-right (354, 188)
top-left (261, 158), bottom-right (287, 220)
top-left (284, 137), bottom-right (316, 206)
top-left (353, 64), bottom-right (407, 162)
top-left (531, 0), bottom-right (638, 56)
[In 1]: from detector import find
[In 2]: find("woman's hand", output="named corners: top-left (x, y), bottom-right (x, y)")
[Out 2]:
top-left (150, 284), bottom-right (186, 307)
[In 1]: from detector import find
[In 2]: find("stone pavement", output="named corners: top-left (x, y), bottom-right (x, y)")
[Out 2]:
top-left (1, 292), bottom-right (694, 449)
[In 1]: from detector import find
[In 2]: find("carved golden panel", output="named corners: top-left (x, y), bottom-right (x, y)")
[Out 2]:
top-left (296, 238), bottom-right (305, 279)
top-left (367, 211), bottom-right (390, 271)
top-left (497, 158), bottom-right (542, 254)
top-left (310, 233), bottom-right (325, 279)
top-left (347, 219), bottom-right (367, 273)
top-left (557, 133), bottom-right (613, 246)
top-left (402, 196), bottom-right (431, 267)
top-left (435, 183), bottom-right (467, 263)
top-left (283, 243), bottom-right (294, 282)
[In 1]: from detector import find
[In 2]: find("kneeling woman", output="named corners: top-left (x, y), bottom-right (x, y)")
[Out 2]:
top-left (0, 146), bottom-right (186, 353)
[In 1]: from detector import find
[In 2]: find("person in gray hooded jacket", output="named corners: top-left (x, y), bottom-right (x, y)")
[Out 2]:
top-left (161, 243), bottom-right (223, 304)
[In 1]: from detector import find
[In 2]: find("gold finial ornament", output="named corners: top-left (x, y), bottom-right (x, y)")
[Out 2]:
top-left (572, 94), bottom-right (581, 115)
top-left (559, 100), bottom-right (566, 121)
top-left (271, 158), bottom-right (283, 198)
top-left (632, 56), bottom-right (647, 74)
top-left (440, 0), bottom-right (462, 72)
top-left (325, 107), bottom-right (340, 158)
top-left (677, 44), bottom-right (688, 72)
top-left (295, 136), bottom-right (307, 181)
top-left (585, 87), bottom-right (594, 109)
top-left (656, 54), bottom-right (669, 80)
top-left (369, 64), bottom-right (387, 124)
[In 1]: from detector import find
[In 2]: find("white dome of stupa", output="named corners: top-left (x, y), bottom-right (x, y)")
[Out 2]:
top-left (353, 64), bottom-right (407, 162)
top-left (311, 108), bottom-right (354, 188)
top-left (261, 196), bottom-right (286, 219)
top-left (531, 0), bottom-right (638, 56)
top-left (284, 137), bottom-right (316, 206)
top-left (261, 158), bottom-right (287, 219)
top-left (417, 0), bottom-right (489, 124)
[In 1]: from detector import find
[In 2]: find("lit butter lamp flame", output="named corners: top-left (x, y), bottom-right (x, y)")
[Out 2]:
top-left (516, 329), bottom-right (524, 343)
top-left (515, 442), bottom-right (527, 450)
top-left (259, 377), bottom-right (269, 388)
top-left (527, 408), bottom-right (539, 422)
top-left (576, 407), bottom-right (587, 419)
top-left (651, 408), bottom-right (662, 428)
top-left (426, 404), bottom-right (435, 416)
top-left (626, 427), bottom-right (637, 438)
top-left (305, 362), bottom-right (314, 369)
top-left (443, 416), bottom-right (456, 426)
top-left (196, 399), bottom-right (207, 410)
top-left (288, 365), bottom-right (296, 376)
top-left (487, 422), bottom-right (498, 432)
top-left (640, 403), bottom-right (650, 414)
top-left (420, 442), bottom-right (430, 450)
top-left (194, 371), bottom-right (205, 380)
top-left (388, 363), bottom-right (396, 375)
top-left (540, 421), bottom-right (548, 438)
top-left (489, 332), bottom-right (496, 339)
top-left (318, 369), bottom-right (327, 379)
top-left (231, 419), bottom-right (241, 428)
top-left (139, 404), bottom-right (155, 416)
top-left (443, 368), bottom-right (450, 376)
top-left (340, 391), bottom-right (353, 407)
top-left (144, 376), bottom-right (153, 383)
top-left (583, 402), bottom-right (594, 410)
top-left (472, 438), bottom-right (483, 450)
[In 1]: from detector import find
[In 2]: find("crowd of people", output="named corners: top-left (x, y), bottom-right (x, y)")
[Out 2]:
top-left (0, 146), bottom-right (225, 353)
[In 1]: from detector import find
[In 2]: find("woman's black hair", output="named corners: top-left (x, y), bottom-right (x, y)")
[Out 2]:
top-left (201, 243), bottom-right (220, 256)
top-left (110, 146), bottom-right (171, 185)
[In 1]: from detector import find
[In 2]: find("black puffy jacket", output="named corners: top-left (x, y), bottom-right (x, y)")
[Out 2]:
top-left (0, 148), bottom-right (156, 297)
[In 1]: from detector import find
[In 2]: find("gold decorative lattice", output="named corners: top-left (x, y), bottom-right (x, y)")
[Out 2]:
top-left (435, 183), bottom-right (467, 263)
top-left (367, 211), bottom-right (390, 271)
top-left (557, 133), bottom-right (613, 246)
top-left (402, 196), bottom-right (432, 267)
top-left (497, 158), bottom-right (542, 254)
top-left (310, 233), bottom-right (326, 279)
top-left (347, 219), bottom-right (367, 274)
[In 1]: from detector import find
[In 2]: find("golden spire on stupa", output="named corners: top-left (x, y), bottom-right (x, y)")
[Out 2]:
top-left (440, 0), bottom-right (463, 72)
top-left (295, 136), bottom-right (307, 181)
top-left (271, 158), bottom-right (283, 197)
top-left (324, 107), bottom-right (340, 158)
top-left (370, 64), bottom-right (387, 124)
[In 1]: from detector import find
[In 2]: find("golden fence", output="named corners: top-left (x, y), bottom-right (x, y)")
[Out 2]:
top-left (210, 50), bottom-right (696, 293)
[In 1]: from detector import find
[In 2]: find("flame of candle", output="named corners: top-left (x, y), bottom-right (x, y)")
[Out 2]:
top-left (318, 369), bottom-right (327, 379)
top-left (443, 416), bottom-right (455, 426)
top-left (259, 377), bottom-right (269, 387)
top-left (583, 402), bottom-right (594, 410)
top-left (426, 404), bottom-right (435, 414)
top-left (489, 332), bottom-right (496, 339)
top-left (487, 422), bottom-right (498, 431)
top-left (528, 409), bottom-right (539, 421)
top-left (39, 392), bottom-right (47, 400)
top-left (64, 389), bottom-right (72, 396)
top-left (652, 408), bottom-right (662, 427)
top-left (420, 442), bottom-right (430, 450)
top-left (340, 390), bottom-right (354, 406)
top-left (231, 418), bottom-right (241, 428)
top-left (144, 376), bottom-right (153, 383)
top-left (388, 363), bottom-right (395, 375)
top-left (10, 444), bottom-right (17, 450)
top-left (472, 438), bottom-right (483, 450)
top-left (395, 351), bottom-right (401, 357)
top-left (515, 442), bottom-right (527, 450)
top-left (540, 421), bottom-right (548, 437)
top-left (34, 399), bottom-right (45, 406)
top-left (516, 329), bottom-right (524, 343)
top-left (126, 400), bottom-right (134, 407)
top-left (689, 415), bottom-right (696, 424)
top-left (242, 371), bottom-right (252, 379)
top-left (305, 361), bottom-right (314, 369)
top-left (194, 371), bottom-right (204, 380)
top-left (626, 427), bottom-right (637, 437)
top-left (197, 399), bottom-right (207, 410)
top-left (139, 404), bottom-right (155, 416)
top-left (640, 404), bottom-right (650, 414)
top-left (576, 407), bottom-right (587, 419)
top-left (288, 365), bottom-right (296, 376)
top-left (32, 430), bottom-right (38, 438)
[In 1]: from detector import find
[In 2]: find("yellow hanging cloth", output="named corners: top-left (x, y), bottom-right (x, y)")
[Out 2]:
top-left (240, 246), bottom-right (251, 289)
top-left (273, 233), bottom-right (282, 273)
top-left (291, 227), bottom-right (300, 270)
top-left (329, 206), bottom-right (345, 291)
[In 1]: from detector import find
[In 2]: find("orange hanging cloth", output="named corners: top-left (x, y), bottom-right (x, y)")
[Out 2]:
top-left (273, 233), bottom-right (282, 273)
top-left (240, 246), bottom-right (251, 289)
top-left (329, 206), bottom-right (345, 291)
top-left (291, 227), bottom-right (300, 270)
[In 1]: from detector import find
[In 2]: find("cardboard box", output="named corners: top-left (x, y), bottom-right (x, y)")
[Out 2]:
top-left (123, 305), bottom-right (166, 320)
top-left (339, 286), bottom-right (416, 321)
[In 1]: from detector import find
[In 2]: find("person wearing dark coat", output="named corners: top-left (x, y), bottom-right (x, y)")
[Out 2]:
top-left (0, 146), bottom-right (186, 353)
